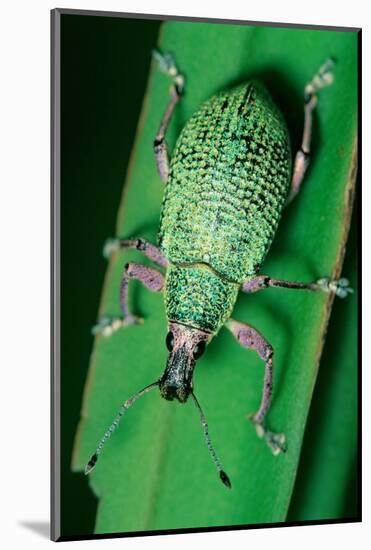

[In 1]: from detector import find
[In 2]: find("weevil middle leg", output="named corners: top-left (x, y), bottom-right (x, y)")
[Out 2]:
top-left (241, 274), bottom-right (353, 299)
top-left (92, 262), bottom-right (165, 336)
top-left (103, 237), bottom-right (168, 267)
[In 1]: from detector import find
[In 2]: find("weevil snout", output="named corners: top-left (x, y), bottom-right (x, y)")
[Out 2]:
top-left (159, 346), bottom-right (193, 402)
top-left (160, 382), bottom-right (189, 403)
top-left (159, 322), bottom-right (209, 403)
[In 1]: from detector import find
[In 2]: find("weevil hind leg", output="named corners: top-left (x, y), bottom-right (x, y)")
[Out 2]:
top-left (92, 262), bottom-right (165, 337)
top-left (287, 58), bottom-right (335, 204)
top-left (152, 50), bottom-right (185, 183)
top-left (225, 318), bottom-right (286, 455)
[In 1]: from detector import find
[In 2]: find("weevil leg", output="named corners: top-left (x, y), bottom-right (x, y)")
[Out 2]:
top-left (103, 237), bottom-right (168, 267)
top-left (287, 58), bottom-right (335, 204)
top-left (225, 318), bottom-right (286, 455)
top-left (152, 49), bottom-right (185, 182)
top-left (241, 275), bottom-right (353, 299)
top-left (92, 262), bottom-right (165, 337)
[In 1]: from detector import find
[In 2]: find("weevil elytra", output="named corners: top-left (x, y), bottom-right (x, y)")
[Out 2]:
top-left (85, 51), bottom-right (352, 488)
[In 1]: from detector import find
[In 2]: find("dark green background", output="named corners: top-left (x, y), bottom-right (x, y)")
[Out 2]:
top-left (60, 13), bottom-right (358, 538)
top-left (60, 13), bottom-right (161, 536)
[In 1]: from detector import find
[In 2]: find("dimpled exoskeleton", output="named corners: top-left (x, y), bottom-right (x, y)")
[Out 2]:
top-left (87, 53), bottom-right (351, 488)
top-left (159, 81), bottom-right (291, 333)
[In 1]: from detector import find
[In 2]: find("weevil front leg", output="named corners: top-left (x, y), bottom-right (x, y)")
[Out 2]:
top-left (241, 275), bottom-right (353, 299)
top-left (92, 262), bottom-right (165, 337)
top-left (225, 319), bottom-right (286, 455)
top-left (287, 58), bottom-right (335, 204)
top-left (152, 50), bottom-right (185, 182)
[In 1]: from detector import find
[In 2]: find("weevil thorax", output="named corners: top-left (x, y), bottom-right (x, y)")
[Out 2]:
top-left (164, 265), bottom-right (239, 335)
top-left (159, 321), bottom-right (209, 403)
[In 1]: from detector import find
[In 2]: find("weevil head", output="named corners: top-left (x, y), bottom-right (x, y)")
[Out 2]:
top-left (159, 322), bottom-right (210, 403)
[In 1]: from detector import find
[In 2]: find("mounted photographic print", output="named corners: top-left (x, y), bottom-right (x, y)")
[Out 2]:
top-left (51, 7), bottom-right (360, 542)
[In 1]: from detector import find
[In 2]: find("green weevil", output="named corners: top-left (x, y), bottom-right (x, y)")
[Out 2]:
top-left (85, 51), bottom-right (352, 488)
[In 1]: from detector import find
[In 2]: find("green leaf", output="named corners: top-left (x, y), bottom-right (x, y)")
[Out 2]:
top-left (72, 21), bottom-right (357, 534)
top-left (288, 204), bottom-right (358, 521)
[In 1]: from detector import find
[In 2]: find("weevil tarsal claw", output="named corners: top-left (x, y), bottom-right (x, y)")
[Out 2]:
top-left (152, 49), bottom-right (179, 75)
top-left (263, 431), bottom-right (286, 456)
top-left (152, 49), bottom-right (185, 94)
top-left (91, 316), bottom-right (122, 336)
top-left (316, 277), bottom-right (353, 298)
top-left (103, 237), bottom-right (120, 259)
top-left (248, 415), bottom-right (286, 455)
top-left (304, 57), bottom-right (335, 101)
top-left (92, 314), bottom-right (144, 337)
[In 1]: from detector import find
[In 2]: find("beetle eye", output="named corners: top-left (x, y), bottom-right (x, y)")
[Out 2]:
top-left (193, 340), bottom-right (206, 360)
top-left (166, 331), bottom-right (174, 351)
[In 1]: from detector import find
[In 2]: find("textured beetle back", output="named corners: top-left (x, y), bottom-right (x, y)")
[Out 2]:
top-left (158, 80), bottom-right (291, 282)
top-left (165, 265), bottom-right (239, 334)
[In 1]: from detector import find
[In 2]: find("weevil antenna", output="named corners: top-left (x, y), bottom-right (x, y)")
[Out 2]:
top-left (85, 381), bottom-right (159, 475)
top-left (191, 392), bottom-right (231, 489)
